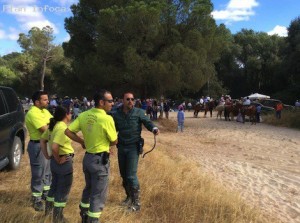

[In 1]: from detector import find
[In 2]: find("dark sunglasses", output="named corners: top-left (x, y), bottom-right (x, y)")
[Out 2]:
top-left (126, 98), bottom-right (135, 101)
top-left (104, 99), bottom-right (114, 103)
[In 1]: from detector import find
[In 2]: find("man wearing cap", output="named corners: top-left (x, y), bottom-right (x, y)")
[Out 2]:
top-left (25, 90), bottom-right (53, 211)
top-left (112, 92), bottom-right (159, 212)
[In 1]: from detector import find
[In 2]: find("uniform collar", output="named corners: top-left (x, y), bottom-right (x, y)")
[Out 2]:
top-left (32, 105), bottom-right (46, 111)
top-left (119, 105), bottom-right (135, 114)
top-left (91, 107), bottom-right (106, 114)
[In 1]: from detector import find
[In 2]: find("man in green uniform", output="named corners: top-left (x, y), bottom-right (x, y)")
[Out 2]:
top-left (65, 89), bottom-right (118, 223)
top-left (25, 90), bottom-right (53, 211)
top-left (112, 92), bottom-right (159, 211)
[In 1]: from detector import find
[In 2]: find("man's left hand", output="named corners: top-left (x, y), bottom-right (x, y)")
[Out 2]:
top-left (152, 127), bottom-right (159, 135)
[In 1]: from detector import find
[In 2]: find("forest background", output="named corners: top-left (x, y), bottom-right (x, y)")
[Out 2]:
top-left (0, 0), bottom-right (299, 104)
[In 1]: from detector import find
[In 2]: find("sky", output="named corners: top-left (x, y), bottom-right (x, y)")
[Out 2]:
top-left (0, 0), bottom-right (299, 56)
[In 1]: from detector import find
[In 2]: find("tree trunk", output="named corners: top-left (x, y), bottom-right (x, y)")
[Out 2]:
top-left (40, 58), bottom-right (47, 90)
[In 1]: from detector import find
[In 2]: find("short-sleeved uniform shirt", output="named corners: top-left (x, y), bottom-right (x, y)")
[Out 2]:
top-left (25, 106), bottom-right (53, 140)
top-left (68, 108), bottom-right (117, 154)
top-left (41, 121), bottom-right (73, 155)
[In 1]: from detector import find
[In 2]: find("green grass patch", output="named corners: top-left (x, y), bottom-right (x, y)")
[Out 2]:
top-left (263, 109), bottom-right (300, 129)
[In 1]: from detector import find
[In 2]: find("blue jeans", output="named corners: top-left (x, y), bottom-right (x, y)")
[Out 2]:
top-left (276, 110), bottom-right (281, 119)
top-left (177, 122), bottom-right (184, 132)
top-left (117, 143), bottom-right (140, 189)
top-left (256, 112), bottom-right (261, 122)
top-left (153, 111), bottom-right (158, 120)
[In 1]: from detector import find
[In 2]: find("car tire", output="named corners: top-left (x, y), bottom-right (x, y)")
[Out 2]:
top-left (8, 136), bottom-right (22, 170)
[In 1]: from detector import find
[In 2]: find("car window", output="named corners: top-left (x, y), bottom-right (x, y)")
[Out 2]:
top-left (1, 88), bottom-right (19, 112)
top-left (265, 101), bottom-right (271, 106)
top-left (262, 101), bottom-right (273, 106)
top-left (0, 92), bottom-right (7, 115)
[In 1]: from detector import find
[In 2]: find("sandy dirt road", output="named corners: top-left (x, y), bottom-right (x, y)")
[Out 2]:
top-left (0, 110), bottom-right (298, 222)
top-left (153, 111), bottom-right (300, 223)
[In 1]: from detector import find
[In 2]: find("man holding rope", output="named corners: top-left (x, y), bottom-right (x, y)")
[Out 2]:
top-left (112, 92), bottom-right (159, 211)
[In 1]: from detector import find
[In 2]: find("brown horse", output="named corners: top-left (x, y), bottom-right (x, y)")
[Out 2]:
top-left (242, 106), bottom-right (257, 125)
top-left (224, 103), bottom-right (239, 121)
top-left (204, 100), bottom-right (215, 117)
top-left (236, 103), bottom-right (257, 124)
top-left (193, 103), bottom-right (204, 117)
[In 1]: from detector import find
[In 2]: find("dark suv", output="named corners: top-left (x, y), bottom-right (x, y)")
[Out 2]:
top-left (0, 86), bottom-right (26, 170)
top-left (258, 99), bottom-right (294, 110)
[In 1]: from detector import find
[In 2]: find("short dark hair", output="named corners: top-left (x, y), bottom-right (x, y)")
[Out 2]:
top-left (94, 89), bottom-right (111, 107)
top-left (32, 90), bottom-right (48, 104)
top-left (123, 92), bottom-right (134, 98)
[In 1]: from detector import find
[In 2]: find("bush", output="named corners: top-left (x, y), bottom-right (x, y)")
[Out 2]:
top-left (0, 66), bottom-right (18, 85)
top-left (263, 109), bottom-right (300, 129)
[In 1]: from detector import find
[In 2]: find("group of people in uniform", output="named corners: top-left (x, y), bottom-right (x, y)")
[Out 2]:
top-left (25, 90), bottom-right (159, 223)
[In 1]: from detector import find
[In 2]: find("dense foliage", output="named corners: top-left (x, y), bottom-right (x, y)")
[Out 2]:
top-left (63, 0), bottom-right (230, 98)
top-left (0, 1), bottom-right (299, 103)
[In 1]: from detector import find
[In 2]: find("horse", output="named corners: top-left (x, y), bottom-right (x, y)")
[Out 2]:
top-left (235, 103), bottom-right (257, 125)
top-left (204, 100), bottom-right (215, 117)
top-left (224, 103), bottom-right (239, 121)
top-left (215, 105), bottom-right (224, 119)
top-left (193, 103), bottom-right (205, 117)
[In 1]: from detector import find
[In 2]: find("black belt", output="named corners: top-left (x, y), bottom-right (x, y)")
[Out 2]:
top-left (30, 140), bottom-right (40, 143)
top-left (86, 151), bottom-right (109, 165)
top-left (59, 153), bottom-right (74, 157)
top-left (118, 141), bottom-right (138, 146)
top-left (85, 151), bottom-right (106, 156)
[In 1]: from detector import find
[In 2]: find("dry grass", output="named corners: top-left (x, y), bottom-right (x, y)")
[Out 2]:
top-left (263, 109), bottom-right (300, 129)
top-left (0, 118), bottom-right (271, 223)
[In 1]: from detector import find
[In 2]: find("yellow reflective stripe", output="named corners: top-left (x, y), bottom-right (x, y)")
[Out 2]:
top-left (54, 202), bottom-right (66, 208)
top-left (88, 211), bottom-right (101, 218)
top-left (32, 192), bottom-right (42, 197)
top-left (80, 202), bottom-right (90, 208)
top-left (46, 196), bottom-right (54, 202)
top-left (43, 186), bottom-right (51, 190)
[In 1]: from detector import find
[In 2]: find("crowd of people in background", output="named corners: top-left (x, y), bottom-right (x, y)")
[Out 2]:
top-left (22, 95), bottom-right (175, 121)
top-left (21, 93), bottom-right (299, 125)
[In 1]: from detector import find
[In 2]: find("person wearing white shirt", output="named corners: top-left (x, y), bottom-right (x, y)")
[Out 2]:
top-left (199, 97), bottom-right (204, 104)
top-left (50, 98), bottom-right (58, 107)
top-left (243, 97), bottom-right (251, 106)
